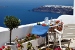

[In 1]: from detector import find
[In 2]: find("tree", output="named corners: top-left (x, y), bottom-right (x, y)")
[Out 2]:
top-left (4, 16), bottom-right (21, 45)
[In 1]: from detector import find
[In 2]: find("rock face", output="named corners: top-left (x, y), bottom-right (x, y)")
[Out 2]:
top-left (32, 5), bottom-right (73, 15)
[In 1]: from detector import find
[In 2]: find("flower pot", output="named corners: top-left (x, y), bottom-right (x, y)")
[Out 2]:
top-left (5, 42), bottom-right (15, 45)
top-left (5, 42), bottom-right (17, 50)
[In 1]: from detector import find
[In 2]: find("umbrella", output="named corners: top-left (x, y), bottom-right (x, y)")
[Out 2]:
top-left (31, 25), bottom-right (49, 37)
top-left (31, 25), bottom-right (49, 47)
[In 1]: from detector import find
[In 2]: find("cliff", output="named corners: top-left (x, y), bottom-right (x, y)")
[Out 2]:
top-left (32, 5), bottom-right (73, 15)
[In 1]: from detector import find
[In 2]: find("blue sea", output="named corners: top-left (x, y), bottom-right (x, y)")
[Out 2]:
top-left (0, 0), bottom-right (73, 27)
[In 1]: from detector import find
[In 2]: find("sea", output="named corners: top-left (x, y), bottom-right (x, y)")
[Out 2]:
top-left (0, 0), bottom-right (73, 27)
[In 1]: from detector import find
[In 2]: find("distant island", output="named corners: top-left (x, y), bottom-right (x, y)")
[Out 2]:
top-left (32, 5), bottom-right (73, 15)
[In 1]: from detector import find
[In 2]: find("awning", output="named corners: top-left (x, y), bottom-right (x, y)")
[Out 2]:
top-left (31, 25), bottom-right (49, 37)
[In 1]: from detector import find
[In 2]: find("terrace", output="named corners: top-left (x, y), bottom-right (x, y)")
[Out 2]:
top-left (0, 15), bottom-right (74, 50)
top-left (0, 0), bottom-right (75, 50)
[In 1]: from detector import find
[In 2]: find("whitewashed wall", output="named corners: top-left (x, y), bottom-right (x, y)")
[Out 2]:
top-left (57, 15), bottom-right (75, 25)
top-left (0, 21), bottom-right (45, 47)
top-left (0, 24), bottom-right (35, 47)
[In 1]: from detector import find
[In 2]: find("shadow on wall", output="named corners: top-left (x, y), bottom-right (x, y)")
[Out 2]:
top-left (0, 25), bottom-right (33, 47)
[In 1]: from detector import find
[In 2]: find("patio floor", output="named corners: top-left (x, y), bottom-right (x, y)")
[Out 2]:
top-left (63, 24), bottom-right (75, 49)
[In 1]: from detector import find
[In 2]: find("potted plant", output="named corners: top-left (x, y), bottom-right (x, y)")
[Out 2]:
top-left (24, 36), bottom-right (29, 42)
top-left (21, 39), bottom-right (25, 43)
top-left (3, 46), bottom-right (11, 50)
top-left (14, 36), bottom-right (19, 43)
top-left (27, 33), bottom-right (32, 40)
top-left (27, 42), bottom-right (32, 50)
top-left (54, 47), bottom-right (61, 50)
top-left (27, 33), bottom-right (31, 37)
top-left (30, 34), bottom-right (36, 39)
top-left (0, 48), bottom-right (2, 50)
top-left (4, 16), bottom-right (21, 45)
top-left (16, 43), bottom-right (24, 50)
top-left (2, 46), bottom-right (5, 50)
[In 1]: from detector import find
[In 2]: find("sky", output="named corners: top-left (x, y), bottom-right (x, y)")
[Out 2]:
top-left (0, 0), bottom-right (73, 7)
